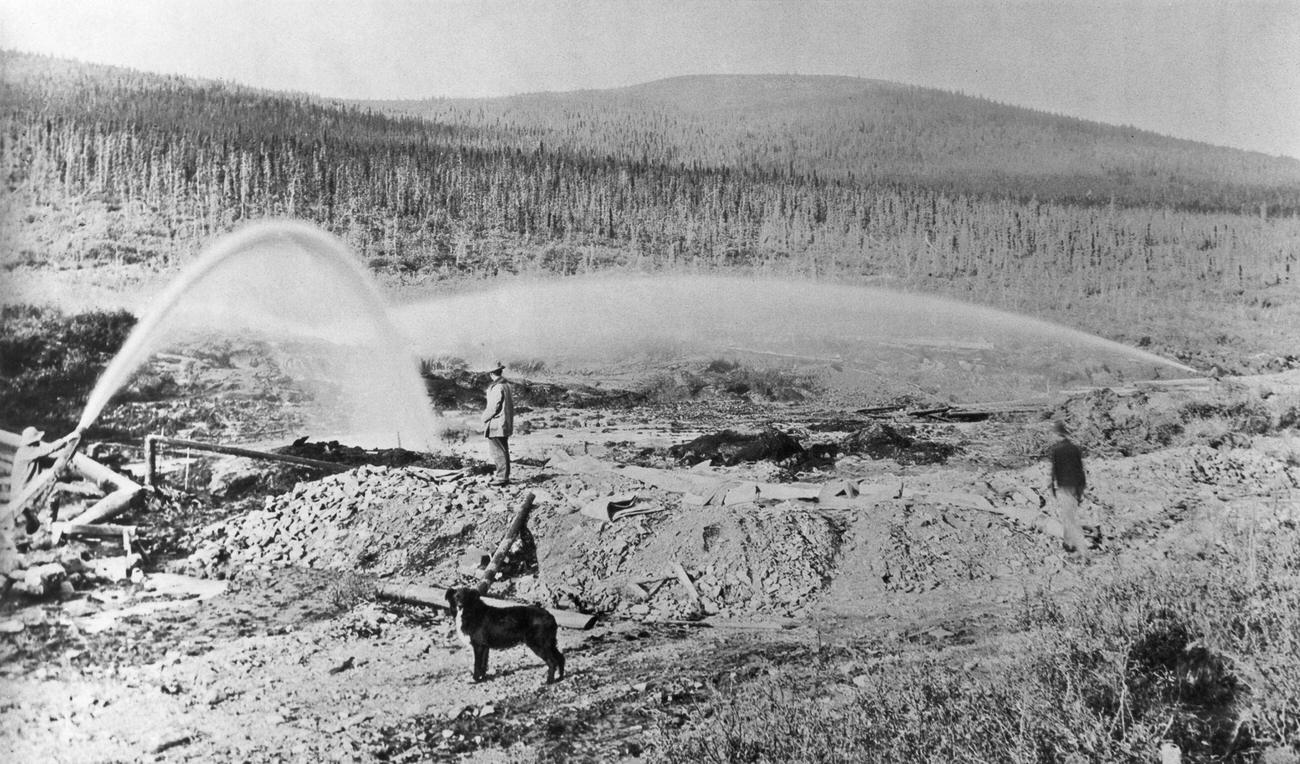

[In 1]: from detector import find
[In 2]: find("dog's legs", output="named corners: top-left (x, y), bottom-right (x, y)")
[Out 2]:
top-left (527, 636), bottom-right (565, 683)
top-left (472, 644), bottom-right (489, 681)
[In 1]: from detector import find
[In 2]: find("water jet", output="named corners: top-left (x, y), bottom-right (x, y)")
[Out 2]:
top-left (394, 274), bottom-right (1201, 403)
top-left (79, 221), bottom-right (437, 449)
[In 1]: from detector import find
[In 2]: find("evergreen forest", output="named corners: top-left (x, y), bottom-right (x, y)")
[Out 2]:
top-left (3, 51), bottom-right (1299, 345)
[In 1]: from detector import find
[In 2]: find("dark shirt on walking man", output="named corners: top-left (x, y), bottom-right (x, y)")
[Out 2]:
top-left (1047, 420), bottom-right (1089, 554)
top-left (1049, 437), bottom-right (1086, 500)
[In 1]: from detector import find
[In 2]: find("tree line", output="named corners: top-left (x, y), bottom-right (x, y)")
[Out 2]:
top-left (3, 52), bottom-right (1297, 329)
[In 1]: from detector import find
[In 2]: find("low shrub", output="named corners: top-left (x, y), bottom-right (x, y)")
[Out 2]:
top-left (638, 360), bottom-right (817, 404)
top-left (0, 304), bottom-right (136, 433)
top-left (659, 518), bottom-right (1300, 763)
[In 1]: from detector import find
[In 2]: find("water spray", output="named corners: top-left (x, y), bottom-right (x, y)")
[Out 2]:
top-left (77, 220), bottom-right (438, 448)
top-left (393, 274), bottom-right (1201, 395)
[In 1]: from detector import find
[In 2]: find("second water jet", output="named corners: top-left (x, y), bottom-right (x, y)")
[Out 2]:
top-left (395, 274), bottom-right (1199, 402)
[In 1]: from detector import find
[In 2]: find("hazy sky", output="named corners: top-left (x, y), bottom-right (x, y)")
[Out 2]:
top-left (2, 1), bottom-right (1297, 158)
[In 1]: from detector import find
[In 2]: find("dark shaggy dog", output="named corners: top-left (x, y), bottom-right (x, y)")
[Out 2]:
top-left (445, 587), bottom-right (565, 684)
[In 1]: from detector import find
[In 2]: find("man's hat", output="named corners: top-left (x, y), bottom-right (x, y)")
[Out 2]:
top-left (20, 426), bottom-right (44, 445)
top-left (486, 361), bottom-right (505, 374)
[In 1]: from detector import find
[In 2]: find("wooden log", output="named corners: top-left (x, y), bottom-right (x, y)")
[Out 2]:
top-left (476, 492), bottom-right (535, 594)
top-left (62, 486), bottom-right (142, 526)
top-left (374, 581), bottom-right (598, 630)
top-left (51, 521), bottom-right (139, 546)
top-left (51, 521), bottom-right (138, 538)
top-left (71, 453), bottom-right (140, 492)
top-left (671, 561), bottom-right (702, 607)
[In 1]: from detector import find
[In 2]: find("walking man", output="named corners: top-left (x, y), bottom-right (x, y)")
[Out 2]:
top-left (481, 362), bottom-right (514, 486)
top-left (1047, 420), bottom-right (1088, 554)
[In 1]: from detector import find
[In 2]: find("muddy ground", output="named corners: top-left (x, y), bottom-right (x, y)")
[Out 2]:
top-left (3, 357), bottom-right (1300, 762)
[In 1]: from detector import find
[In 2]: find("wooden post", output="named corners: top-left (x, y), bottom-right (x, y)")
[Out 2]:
top-left (144, 435), bottom-right (158, 488)
top-left (672, 560), bottom-right (703, 608)
top-left (477, 492), bottom-right (535, 593)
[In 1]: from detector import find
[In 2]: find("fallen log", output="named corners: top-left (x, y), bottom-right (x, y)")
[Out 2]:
top-left (57, 452), bottom-right (146, 526)
top-left (671, 561), bottom-right (703, 608)
top-left (375, 581), bottom-right (598, 630)
top-left (71, 452), bottom-right (139, 492)
top-left (62, 486), bottom-right (143, 526)
top-left (477, 492), bottom-right (535, 593)
top-left (51, 521), bottom-right (138, 539)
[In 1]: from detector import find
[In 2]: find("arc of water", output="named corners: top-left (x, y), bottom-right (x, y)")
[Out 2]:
top-left (394, 274), bottom-right (1201, 375)
top-left (78, 220), bottom-right (434, 445)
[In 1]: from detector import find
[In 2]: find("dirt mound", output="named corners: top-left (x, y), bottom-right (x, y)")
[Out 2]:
top-left (178, 467), bottom-right (521, 583)
top-left (840, 422), bottom-right (957, 465)
top-left (1051, 388), bottom-right (1185, 456)
top-left (534, 503), bottom-right (842, 619)
top-left (179, 457), bottom-right (847, 621)
top-left (669, 428), bottom-right (805, 466)
top-left (1051, 381), bottom-right (1299, 457)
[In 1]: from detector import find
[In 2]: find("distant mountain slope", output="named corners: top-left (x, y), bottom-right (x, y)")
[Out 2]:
top-left (366, 74), bottom-right (1300, 213)
top-left (4, 50), bottom-right (1299, 376)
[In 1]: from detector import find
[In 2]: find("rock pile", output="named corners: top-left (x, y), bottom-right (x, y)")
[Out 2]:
top-left (180, 459), bottom-right (854, 621)
top-left (535, 502), bottom-right (843, 619)
top-left (179, 465), bottom-right (519, 583)
top-left (863, 500), bottom-right (1044, 594)
top-left (1052, 381), bottom-right (1298, 457)
top-left (2, 545), bottom-right (140, 598)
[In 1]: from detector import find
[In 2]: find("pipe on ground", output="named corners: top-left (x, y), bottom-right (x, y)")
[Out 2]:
top-left (375, 581), bottom-right (597, 630)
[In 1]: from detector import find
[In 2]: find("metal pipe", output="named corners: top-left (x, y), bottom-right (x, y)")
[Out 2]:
top-left (375, 581), bottom-right (597, 630)
top-left (144, 435), bottom-right (348, 486)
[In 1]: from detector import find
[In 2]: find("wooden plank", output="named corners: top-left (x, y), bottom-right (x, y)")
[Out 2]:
top-left (51, 521), bottom-right (138, 537)
top-left (671, 561), bottom-right (702, 607)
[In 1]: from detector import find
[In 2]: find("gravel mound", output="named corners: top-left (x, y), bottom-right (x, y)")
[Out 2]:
top-left (535, 502), bottom-right (843, 619)
top-left (179, 466), bottom-right (516, 582)
top-left (180, 461), bottom-right (848, 620)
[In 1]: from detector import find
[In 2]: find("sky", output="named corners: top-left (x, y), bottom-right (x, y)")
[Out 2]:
top-left (1, 0), bottom-right (1297, 159)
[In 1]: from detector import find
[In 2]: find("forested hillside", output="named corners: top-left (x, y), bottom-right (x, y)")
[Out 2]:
top-left (369, 74), bottom-right (1300, 214)
top-left (3, 51), bottom-right (1298, 359)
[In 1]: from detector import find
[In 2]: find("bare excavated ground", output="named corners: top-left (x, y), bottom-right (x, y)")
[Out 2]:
top-left (3, 353), bottom-right (1300, 762)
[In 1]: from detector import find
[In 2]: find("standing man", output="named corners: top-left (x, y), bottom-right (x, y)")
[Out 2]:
top-left (1047, 420), bottom-right (1088, 554)
top-left (481, 362), bottom-right (514, 487)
